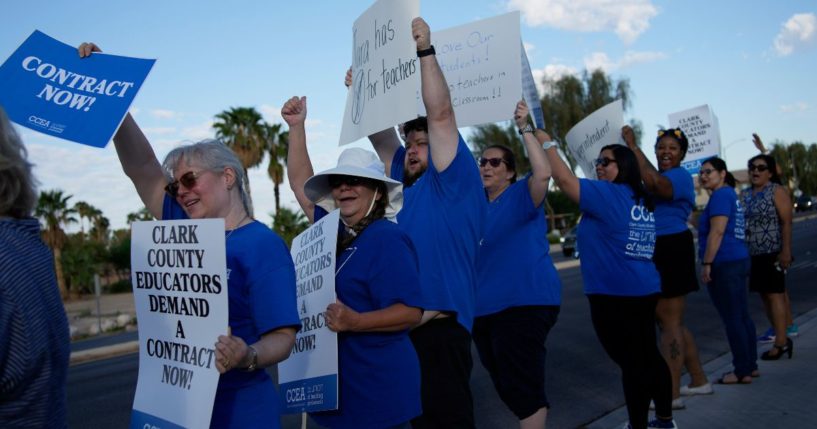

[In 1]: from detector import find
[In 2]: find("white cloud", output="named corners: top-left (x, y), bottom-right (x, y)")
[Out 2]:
top-left (142, 127), bottom-right (177, 135)
top-left (180, 121), bottom-right (215, 141)
top-left (509, 0), bottom-right (658, 43)
top-left (780, 102), bottom-right (810, 113)
top-left (523, 42), bottom-right (536, 56)
top-left (583, 50), bottom-right (667, 72)
top-left (583, 52), bottom-right (616, 73)
top-left (150, 109), bottom-right (179, 119)
top-left (532, 64), bottom-right (578, 94)
top-left (774, 13), bottom-right (816, 56)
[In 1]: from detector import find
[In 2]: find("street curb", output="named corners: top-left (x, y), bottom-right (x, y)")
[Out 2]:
top-left (70, 341), bottom-right (139, 366)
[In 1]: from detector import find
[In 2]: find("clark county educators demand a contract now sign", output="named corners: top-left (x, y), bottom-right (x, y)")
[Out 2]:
top-left (0, 30), bottom-right (154, 148)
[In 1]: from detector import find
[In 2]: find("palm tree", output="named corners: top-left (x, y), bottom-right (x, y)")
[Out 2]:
top-left (90, 214), bottom-right (110, 244)
top-left (265, 124), bottom-right (288, 214)
top-left (213, 107), bottom-right (268, 172)
top-left (74, 200), bottom-right (94, 237)
top-left (272, 207), bottom-right (309, 248)
top-left (35, 189), bottom-right (77, 299)
top-left (127, 206), bottom-right (154, 224)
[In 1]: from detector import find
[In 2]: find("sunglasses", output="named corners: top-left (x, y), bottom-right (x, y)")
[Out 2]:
top-left (593, 157), bottom-right (617, 167)
top-left (699, 168), bottom-right (715, 176)
top-left (478, 157), bottom-right (506, 168)
top-left (328, 175), bottom-right (367, 188)
top-left (165, 171), bottom-right (204, 198)
top-left (657, 128), bottom-right (683, 139)
top-left (748, 164), bottom-right (769, 172)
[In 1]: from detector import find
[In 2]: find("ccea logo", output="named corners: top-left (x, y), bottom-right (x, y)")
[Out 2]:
top-left (286, 387), bottom-right (306, 403)
top-left (28, 115), bottom-right (50, 127)
top-left (630, 205), bottom-right (655, 222)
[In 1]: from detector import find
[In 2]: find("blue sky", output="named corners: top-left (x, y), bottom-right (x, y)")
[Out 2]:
top-left (3, 0), bottom-right (815, 230)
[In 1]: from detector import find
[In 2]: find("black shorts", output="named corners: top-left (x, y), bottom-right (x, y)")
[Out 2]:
top-left (653, 229), bottom-right (699, 298)
top-left (472, 305), bottom-right (560, 419)
top-left (749, 253), bottom-right (786, 294)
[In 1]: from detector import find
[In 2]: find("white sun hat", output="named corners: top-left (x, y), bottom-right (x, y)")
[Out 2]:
top-left (304, 148), bottom-right (403, 220)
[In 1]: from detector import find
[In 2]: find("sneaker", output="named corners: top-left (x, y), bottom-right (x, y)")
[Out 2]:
top-left (649, 398), bottom-right (686, 410)
top-left (757, 327), bottom-right (775, 343)
top-left (679, 382), bottom-right (714, 396)
top-left (787, 324), bottom-right (799, 337)
top-left (648, 418), bottom-right (678, 429)
top-left (621, 423), bottom-right (633, 429)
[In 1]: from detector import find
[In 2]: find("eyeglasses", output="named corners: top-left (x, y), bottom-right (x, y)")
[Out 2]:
top-left (748, 164), bottom-right (769, 172)
top-left (658, 128), bottom-right (683, 139)
top-left (165, 171), bottom-right (204, 198)
top-left (479, 157), bottom-right (506, 168)
top-left (328, 175), bottom-right (366, 188)
top-left (699, 168), bottom-right (715, 176)
top-left (593, 157), bottom-right (617, 167)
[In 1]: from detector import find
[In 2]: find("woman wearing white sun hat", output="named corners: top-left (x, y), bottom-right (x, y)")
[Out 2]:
top-left (283, 96), bottom-right (423, 429)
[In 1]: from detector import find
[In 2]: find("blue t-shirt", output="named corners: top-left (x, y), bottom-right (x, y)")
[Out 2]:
top-left (311, 210), bottom-right (423, 428)
top-left (578, 179), bottom-right (661, 296)
top-left (476, 175), bottom-right (562, 316)
top-left (655, 167), bottom-right (695, 236)
top-left (698, 187), bottom-right (749, 263)
top-left (162, 197), bottom-right (300, 428)
top-left (390, 134), bottom-right (487, 332)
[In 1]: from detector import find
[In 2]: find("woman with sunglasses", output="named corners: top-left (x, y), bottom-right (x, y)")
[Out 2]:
top-left (697, 157), bottom-right (756, 384)
top-left (283, 96), bottom-right (423, 429)
top-left (543, 142), bottom-right (675, 429)
top-left (472, 100), bottom-right (561, 429)
top-left (740, 153), bottom-right (793, 360)
top-left (80, 42), bottom-right (300, 429)
top-left (624, 127), bottom-right (711, 406)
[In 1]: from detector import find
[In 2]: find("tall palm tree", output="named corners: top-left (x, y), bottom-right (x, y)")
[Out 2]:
top-left (265, 124), bottom-right (288, 214)
top-left (73, 200), bottom-right (94, 237)
top-left (35, 189), bottom-right (77, 299)
top-left (90, 214), bottom-right (110, 244)
top-left (213, 107), bottom-right (268, 172)
top-left (127, 206), bottom-right (154, 224)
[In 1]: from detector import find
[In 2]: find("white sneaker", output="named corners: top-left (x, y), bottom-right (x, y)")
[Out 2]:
top-left (679, 382), bottom-right (713, 396)
top-left (649, 398), bottom-right (685, 410)
top-left (647, 418), bottom-right (678, 429)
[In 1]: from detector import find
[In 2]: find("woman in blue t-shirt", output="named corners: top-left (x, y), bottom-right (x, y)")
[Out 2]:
top-left (473, 100), bottom-right (561, 428)
top-left (81, 42), bottom-right (301, 429)
top-left (284, 96), bottom-right (423, 429)
top-left (543, 143), bottom-right (675, 429)
top-left (698, 157), bottom-right (756, 384)
top-left (624, 126), bottom-right (711, 405)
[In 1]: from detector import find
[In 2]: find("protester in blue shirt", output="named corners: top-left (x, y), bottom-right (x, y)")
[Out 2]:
top-left (0, 107), bottom-right (70, 428)
top-left (473, 100), bottom-right (561, 429)
top-left (345, 18), bottom-right (487, 428)
top-left (698, 157), bottom-right (756, 384)
top-left (625, 126), bottom-right (711, 405)
top-left (544, 142), bottom-right (676, 429)
top-left (81, 42), bottom-right (300, 429)
top-left (283, 95), bottom-right (423, 428)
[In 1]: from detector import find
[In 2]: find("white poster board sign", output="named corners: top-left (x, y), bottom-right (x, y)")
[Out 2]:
top-left (668, 104), bottom-right (721, 174)
top-left (339, 0), bottom-right (420, 145)
top-left (129, 219), bottom-right (228, 429)
top-left (520, 40), bottom-right (545, 129)
top-left (565, 99), bottom-right (624, 178)
top-left (279, 210), bottom-right (340, 413)
top-left (419, 12), bottom-right (522, 128)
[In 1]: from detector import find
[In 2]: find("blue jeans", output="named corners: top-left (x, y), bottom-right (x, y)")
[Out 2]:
top-left (706, 258), bottom-right (757, 377)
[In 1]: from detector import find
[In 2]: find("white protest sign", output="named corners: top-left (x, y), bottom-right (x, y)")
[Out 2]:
top-left (420, 12), bottom-right (522, 128)
top-left (668, 104), bottom-right (721, 174)
top-left (340, 0), bottom-right (420, 145)
top-left (520, 40), bottom-right (545, 129)
top-left (565, 99), bottom-right (624, 178)
top-left (279, 209), bottom-right (340, 413)
top-left (129, 219), bottom-right (227, 429)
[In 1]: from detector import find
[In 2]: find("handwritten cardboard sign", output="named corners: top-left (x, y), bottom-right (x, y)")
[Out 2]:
top-left (565, 99), bottom-right (624, 178)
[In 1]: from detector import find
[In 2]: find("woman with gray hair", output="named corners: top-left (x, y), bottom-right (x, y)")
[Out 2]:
top-left (0, 106), bottom-right (70, 427)
top-left (79, 43), bottom-right (300, 429)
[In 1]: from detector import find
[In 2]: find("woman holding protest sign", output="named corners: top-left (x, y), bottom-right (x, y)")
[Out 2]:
top-left (80, 42), bottom-right (300, 429)
top-left (543, 141), bottom-right (675, 429)
top-left (473, 99), bottom-right (561, 429)
top-left (624, 126), bottom-right (711, 406)
top-left (283, 95), bottom-right (423, 429)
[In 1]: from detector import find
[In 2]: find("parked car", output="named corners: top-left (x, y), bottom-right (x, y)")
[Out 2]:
top-left (794, 194), bottom-right (815, 212)
top-left (560, 226), bottom-right (578, 258)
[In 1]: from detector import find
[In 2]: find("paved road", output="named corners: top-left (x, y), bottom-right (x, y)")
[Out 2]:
top-left (67, 216), bottom-right (817, 428)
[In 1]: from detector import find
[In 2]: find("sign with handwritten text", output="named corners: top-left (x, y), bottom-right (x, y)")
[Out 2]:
top-left (668, 104), bottom-right (721, 174)
top-left (129, 219), bottom-right (228, 429)
top-left (0, 30), bottom-right (154, 148)
top-left (565, 99), bottom-right (624, 179)
top-left (340, 0), bottom-right (420, 145)
top-left (521, 40), bottom-right (545, 129)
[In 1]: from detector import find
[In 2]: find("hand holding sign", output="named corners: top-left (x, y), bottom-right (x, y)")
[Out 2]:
top-left (514, 99), bottom-right (529, 129)
top-left (77, 41), bottom-right (101, 58)
top-left (214, 333), bottom-right (251, 374)
top-left (412, 17), bottom-right (431, 51)
top-left (325, 300), bottom-right (362, 332)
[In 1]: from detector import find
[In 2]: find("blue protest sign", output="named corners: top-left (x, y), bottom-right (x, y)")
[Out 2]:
top-left (0, 30), bottom-right (155, 148)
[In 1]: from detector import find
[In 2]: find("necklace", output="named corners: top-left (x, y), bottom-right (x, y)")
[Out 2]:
top-left (225, 214), bottom-right (250, 241)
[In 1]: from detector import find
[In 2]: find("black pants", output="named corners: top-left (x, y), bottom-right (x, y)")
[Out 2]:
top-left (588, 294), bottom-right (672, 429)
top-left (409, 317), bottom-right (475, 429)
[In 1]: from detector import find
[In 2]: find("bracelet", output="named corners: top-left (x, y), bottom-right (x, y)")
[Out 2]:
top-left (417, 45), bottom-right (436, 58)
top-left (518, 124), bottom-right (534, 135)
top-left (242, 346), bottom-right (258, 371)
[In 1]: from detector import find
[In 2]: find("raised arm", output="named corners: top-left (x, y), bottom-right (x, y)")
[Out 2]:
top-left (542, 133), bottom-right (580, 204)
top-left (752, 133), bottom-right (768, 154)
top-left (514, 100), bottom-right (551, 206)
top-left (282, 96), bottom-right (315, 223)
top-left (623, 126), bottom-right (674, 200)
top-left (79, 43), bottom-right (166, 218)
top-left (413, 18), bottom-right (458, 172)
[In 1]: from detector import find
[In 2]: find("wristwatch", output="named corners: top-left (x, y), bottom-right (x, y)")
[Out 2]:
top-left (518, 124), bottom-right (534, 135)
top-left (542, 140), bottom-right (557, 150)
top-left (243, 346), bottom-right (258, 371)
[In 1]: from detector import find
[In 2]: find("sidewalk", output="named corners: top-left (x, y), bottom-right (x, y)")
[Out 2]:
top-left (65, 292), bottom-right (138, 365)
top-left (586, 306), bottom-right (817, 428)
